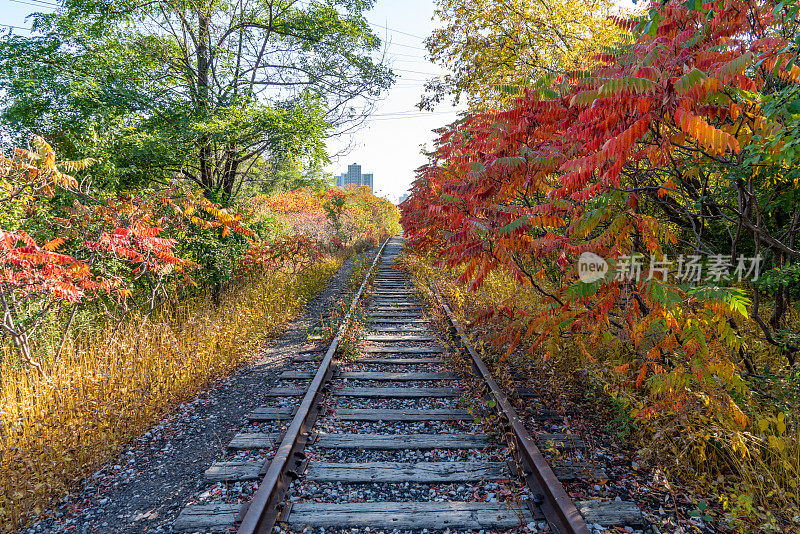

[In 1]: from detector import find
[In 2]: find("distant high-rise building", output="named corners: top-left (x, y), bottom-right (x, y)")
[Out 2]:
top-left (335, 163), bottom-right (373, 191)
top-left (398, 193), bottom-right (409, 204)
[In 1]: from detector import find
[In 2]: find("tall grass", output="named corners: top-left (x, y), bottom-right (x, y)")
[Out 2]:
top-left (0, 260), bottom-right (340, 531)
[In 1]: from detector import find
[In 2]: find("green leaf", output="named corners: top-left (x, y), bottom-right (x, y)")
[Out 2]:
top-left (539, 87), bottom-right (560, 99)
top-left (498, 216), bottom-right (530, 237)
top-left (565, 280), bottom-right (604, 300)
top-left (675, 68), bottom-right (708, 93)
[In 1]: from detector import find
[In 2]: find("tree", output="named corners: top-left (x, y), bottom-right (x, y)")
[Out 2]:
top-left (403, 4), bottom-right (800, 522)
top-left (0, 0), bottom-right (393, 203)
top-left (403, 0), bottom-right (800, 426)
top-left (420, 0), bottom-right (631, 110)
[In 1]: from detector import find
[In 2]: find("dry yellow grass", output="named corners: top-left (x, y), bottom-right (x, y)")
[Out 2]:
top-left (0, 261), bottom-right (340, 531)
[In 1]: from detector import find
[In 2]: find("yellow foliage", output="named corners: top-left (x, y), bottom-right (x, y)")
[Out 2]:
top-left (423, 0), bottom-right (636, 110)
top-left (0, 261), bottom-right (339, 531)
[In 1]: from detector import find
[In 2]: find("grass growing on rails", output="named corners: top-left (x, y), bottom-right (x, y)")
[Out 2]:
top-left (0, 260), bottom-right (340, 531)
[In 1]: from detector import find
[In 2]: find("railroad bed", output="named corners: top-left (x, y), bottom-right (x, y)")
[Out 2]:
top-left (172, 238), bottom-right (650, 534)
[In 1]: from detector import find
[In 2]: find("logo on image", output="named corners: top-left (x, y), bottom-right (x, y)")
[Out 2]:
top-left (577, 252), bottom-right (608, 283)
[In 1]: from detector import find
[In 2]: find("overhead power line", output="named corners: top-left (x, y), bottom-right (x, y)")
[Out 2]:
top-left (10, 0), bottom-right (58, 8)
top-left (291, 0), bottom-right (427, 42)
top-left (387, 51), bottom-right (429, 60)
top-left (367, 114), bottom-right (460, 122)
top-left (386, 41), bottom-right (428, 52)
top-left (369, 109), bottom-right (455, 117)
top-left (393, 67), bottom-right (441, 76)
top-left (0, 22), bottom-right (33, 32)
top-left (390, 58), bottom-right (434, 65)
top-left (366, 20), bottom-right (426, 41)
top-left (7, 0), bottom-right (433, 53)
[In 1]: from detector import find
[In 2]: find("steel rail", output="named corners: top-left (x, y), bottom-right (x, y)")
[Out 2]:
top-left (237, 237), bottom-right (391, 534)
top-left (433, 288), bottom-right (592, 534)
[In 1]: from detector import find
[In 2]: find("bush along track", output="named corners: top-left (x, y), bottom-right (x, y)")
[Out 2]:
top-left (14, 245), bottom-right (387, 534)
top-left (0, 138), bottom-right (400, 532)
top-left (402, 252), bottom-right (725, 534)
top-left (400, 0), bottom-right (800, 528)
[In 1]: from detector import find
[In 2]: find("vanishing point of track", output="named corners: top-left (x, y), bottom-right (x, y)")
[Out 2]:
top-left (173, 237), bottom-right (646, 534)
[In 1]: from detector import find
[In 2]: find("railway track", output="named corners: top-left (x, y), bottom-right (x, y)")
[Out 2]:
top-left (173, 237), bottom-right (649, 534)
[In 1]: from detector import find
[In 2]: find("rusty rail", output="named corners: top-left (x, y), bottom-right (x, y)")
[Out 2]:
top-left (236, 237), bottom-right (390, 534)
top-left (433, 288), bottom-right (592, 534)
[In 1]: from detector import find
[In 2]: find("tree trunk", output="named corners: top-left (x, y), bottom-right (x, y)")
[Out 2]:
top-left (197, 8), bottom-right (214, 194)
top-left (770, 251), bottom-right (786, 329)
top-left (221, 146), bottom-right (239, 203)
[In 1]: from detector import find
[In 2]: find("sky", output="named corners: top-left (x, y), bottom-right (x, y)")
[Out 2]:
top-left (326, 0), bottom-right (465, 203)
top-left (0, 0), bottom-right (633, 204)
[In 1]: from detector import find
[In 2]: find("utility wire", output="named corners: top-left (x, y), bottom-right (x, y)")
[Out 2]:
top-left (392, 68), bottom-right (441, 76)
top-left (8, 0), bottom-right (433, 53)
top-left (386, 41), bottom-right (428, 52)
top-left (390, 58), bottom-right (434, 64)
top-left (386, 51), bottom-right (429, 60)
top-left (367, 114), bottom-right (460, 122)
top-left (292, 0), bottom-right (427, 41)
top-left (0, 22), bottom-right (33, 32)
top-left (366, 20), bottom-right (425, 41)
top-left (369, 109), bottom-right (455, 117)
top-left (10, 0), bottom-right (59, 8)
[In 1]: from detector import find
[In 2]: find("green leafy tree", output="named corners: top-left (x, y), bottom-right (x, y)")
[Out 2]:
top-left (0, 0), bottom-right (393, 203)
